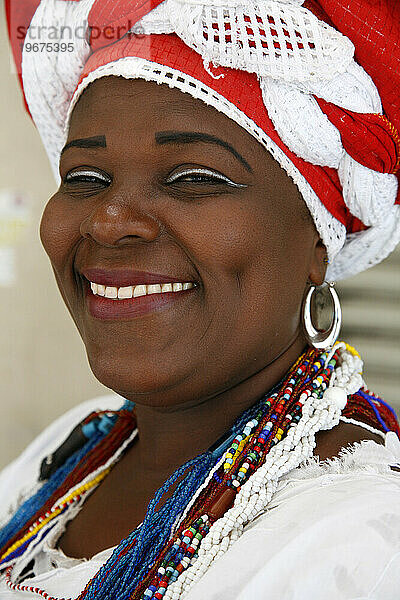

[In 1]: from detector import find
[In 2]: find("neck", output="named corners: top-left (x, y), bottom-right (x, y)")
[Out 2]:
top-left (130, 334), bottom-right (308, 479)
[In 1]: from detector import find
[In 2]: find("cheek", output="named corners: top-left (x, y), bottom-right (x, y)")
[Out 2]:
top-left (40, 195), bottom-right (81, 270)
top-left (182, 193), bottom-right (313, 284)
top-left (179, 200), bottom-right (261, 275)
top-left (242, 208), bottom-right (314, 316)
top-left (181, 192), bottom-right (315, 342)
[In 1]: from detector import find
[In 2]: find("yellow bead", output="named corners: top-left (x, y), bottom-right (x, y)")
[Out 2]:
top-left (344, 342), bottom-right (361, 358)
top-left (0, 466), bottom-right (112, 563)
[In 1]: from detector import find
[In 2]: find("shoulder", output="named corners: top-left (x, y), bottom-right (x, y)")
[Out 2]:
top-left (314, 419), bottom-right (385, 461)
top-left (0, 393), bottom-right (124, 526)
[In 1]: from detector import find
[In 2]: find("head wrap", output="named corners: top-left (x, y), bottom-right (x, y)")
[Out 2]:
top-left (6, 0), bottom-right (400, 280)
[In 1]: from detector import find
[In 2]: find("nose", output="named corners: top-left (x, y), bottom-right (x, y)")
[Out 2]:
top-left (80, 195), bottom-right (161, 247)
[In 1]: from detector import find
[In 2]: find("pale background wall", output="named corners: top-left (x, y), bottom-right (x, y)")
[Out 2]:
top-left (0, 5), bottom-right (399, 471)
top-left (0, 6), bottom-right (108, 471)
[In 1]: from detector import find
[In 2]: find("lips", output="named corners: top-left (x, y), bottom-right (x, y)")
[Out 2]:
top-left (80, 267), bottom-right (198, 320)
top-left (81, 268), bottom-right (196, 288)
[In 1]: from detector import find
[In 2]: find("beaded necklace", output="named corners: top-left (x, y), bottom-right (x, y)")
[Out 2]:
top-left (0, 343), bottom-right (398, 600)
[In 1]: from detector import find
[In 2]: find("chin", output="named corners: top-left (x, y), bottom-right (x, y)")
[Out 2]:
top-left (86, 346), bottom-right (191, 402)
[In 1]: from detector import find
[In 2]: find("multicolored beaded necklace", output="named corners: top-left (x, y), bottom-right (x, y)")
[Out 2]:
top-left (0, 343), bottom-right (398, 600)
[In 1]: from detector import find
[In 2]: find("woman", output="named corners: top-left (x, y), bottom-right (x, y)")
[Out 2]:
top-left (1, 0), bottom-right (400, 598)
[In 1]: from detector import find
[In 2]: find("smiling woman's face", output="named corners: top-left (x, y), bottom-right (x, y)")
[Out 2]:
top-left (40, 76), bottom-right (325, 406)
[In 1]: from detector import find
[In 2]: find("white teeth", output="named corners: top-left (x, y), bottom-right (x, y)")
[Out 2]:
top-left (89, 280), bottom-right (195, 299)
top-left (118, 286), bottom-right (133, 299)
top-left (105, 286), bottom-right (118, 299)
top-left (147, 284), bottom-right (162, 295)
top-left (133, 284), bottom-right (147, 298)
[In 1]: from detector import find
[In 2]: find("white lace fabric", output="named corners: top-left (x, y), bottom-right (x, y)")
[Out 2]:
top-left (142, 0), bottom-right (355, 82)
top-left (21, 0), bottom-right (400, 280)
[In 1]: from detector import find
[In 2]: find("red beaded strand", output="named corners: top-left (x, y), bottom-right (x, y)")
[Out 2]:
top-left (5, 566), bottom-right (68, 600)
top-left (0, 409), bottom-right (137, 562)
top-left (344, 392), bottom-right (400, 437)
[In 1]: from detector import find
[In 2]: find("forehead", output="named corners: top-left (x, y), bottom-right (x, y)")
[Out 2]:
top-left (68, 76), bottom-right (259, 151)
top-left (65, 75), bottom-right (303, 205)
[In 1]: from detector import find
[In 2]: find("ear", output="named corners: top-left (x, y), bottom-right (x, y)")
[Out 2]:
top-left (308, 237), bottom-right (327, 286)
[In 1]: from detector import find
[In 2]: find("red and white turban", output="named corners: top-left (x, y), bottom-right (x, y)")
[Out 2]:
top-left (6, 0), bottom-right (400, 280)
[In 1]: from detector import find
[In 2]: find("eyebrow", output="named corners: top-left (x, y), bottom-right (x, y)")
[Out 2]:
top-left (60, 135), bottom-right (106, 155)
top-left (155, 131), bottom-right (253, 173)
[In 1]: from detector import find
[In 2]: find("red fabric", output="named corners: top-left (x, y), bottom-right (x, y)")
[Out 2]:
top-left (316, 97), bottom-right (400, 174)
top-left (88, 0), bottom-right (165, 50)
top-left (5, 0), bottom-right (41, 114)
top-left (309, 1), bottom-right (400, 135)
top-left (305, 0), bottom-right (400, 201)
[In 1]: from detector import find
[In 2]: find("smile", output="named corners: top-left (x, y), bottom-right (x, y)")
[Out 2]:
top-left (90, 281), bottom-right (195, 299)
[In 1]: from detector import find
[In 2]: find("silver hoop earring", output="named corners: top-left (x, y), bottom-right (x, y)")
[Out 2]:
top-left (302, 282), bottom-right (342, 350)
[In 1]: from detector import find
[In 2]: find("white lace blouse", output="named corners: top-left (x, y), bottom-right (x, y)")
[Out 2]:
top-left (0, 395), bottom-right (399, 600)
